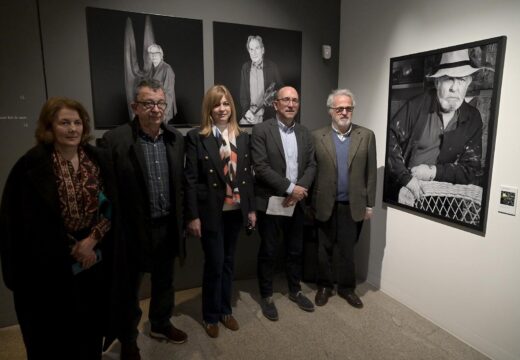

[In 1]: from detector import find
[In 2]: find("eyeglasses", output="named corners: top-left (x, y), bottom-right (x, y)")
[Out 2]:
top-left (277, 97), bottom-right (300, 104)
top-left (330, 106), bottom-right (354, 114)
top-left (136, 100), bottom-right (167, 110)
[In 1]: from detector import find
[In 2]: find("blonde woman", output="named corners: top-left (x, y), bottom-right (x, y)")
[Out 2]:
top-left (185, 85), bottom-right (256, 338)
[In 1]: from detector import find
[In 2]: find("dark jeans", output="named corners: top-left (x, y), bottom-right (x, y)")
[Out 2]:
top-left (257, 206), bottom-right (304, 298)
top-left (200, 209), bottom-right (243, 324)
top-left (14, 263), bottom-right (104, 360)
top-left (123, 220), bottom-right (176, 342)
top-left (316, 202), bottom-right (363, 291)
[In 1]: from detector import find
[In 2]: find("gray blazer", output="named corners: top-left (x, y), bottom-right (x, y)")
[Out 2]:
top-left (311, 124), bottom-right (377, 222)
top-left (251, 118), bottom-right (316, 212)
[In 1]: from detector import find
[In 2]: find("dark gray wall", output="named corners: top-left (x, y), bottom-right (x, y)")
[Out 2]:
top-left (0, 0), bottom-right (340, 327)
top-left (0, 0), bottom-right (47, 327)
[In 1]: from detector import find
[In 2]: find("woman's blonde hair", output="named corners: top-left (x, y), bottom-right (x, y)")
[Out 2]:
top-left (35, 97), bottom-right (93, 145)
top-left (199, 85), bottom-right (241, 137)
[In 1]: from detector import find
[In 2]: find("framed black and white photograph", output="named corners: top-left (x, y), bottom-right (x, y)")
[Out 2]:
top-left (86, 7), bottom-right (204, 128)
top-left (213, 22), bottom-right (302, 126)
top-left (383, 36), bottom-right (507, 232)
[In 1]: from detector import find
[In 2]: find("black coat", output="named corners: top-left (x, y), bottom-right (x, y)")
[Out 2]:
top-left (100, 119), bottom-right (185, 265)
top-left (0, 143), bottom-right (116, 291)
top-left (184, 129), bottom-right (255, 232)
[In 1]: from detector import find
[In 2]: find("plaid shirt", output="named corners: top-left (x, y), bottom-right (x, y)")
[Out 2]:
top-left (138, 130), bottom-right (171, 219)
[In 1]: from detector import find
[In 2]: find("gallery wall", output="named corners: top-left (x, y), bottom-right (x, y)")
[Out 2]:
top-left (0, 0), bottom-right (340, 326)
top-left (337, 1), bottom-right (520, 359)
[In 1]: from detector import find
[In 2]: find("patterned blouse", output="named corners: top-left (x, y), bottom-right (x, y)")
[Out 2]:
top-left (52, 146), bottom-right (111, 243)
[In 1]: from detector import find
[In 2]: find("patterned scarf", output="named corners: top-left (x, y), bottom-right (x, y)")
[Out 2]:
top-left (218, 127), bottom-right (240, 205)
top-left (52, 147), bottom-right (100, 232)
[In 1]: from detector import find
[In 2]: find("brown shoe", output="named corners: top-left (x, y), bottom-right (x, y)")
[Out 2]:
top-left (121, 341), bottom-right (141, 360)
top-left (150, 325), bottom-right (188, 344)
top-left (204, 322), bottom-right (219, 338)
top-left (220, 314), bottom-right (239, 331)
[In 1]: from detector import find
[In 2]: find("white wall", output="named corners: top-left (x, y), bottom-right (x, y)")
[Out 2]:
top-left (338, 1), bottom-right (520, 359)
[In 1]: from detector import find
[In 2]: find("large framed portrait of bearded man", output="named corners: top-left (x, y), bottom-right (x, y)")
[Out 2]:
top-left (382, 36), bottom-right (507, 233)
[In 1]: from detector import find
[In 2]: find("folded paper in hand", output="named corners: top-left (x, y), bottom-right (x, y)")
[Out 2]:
top-left (266, 196), bottom-right (295, 217)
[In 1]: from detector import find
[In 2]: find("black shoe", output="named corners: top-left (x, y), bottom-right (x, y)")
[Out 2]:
top-left (338, 289), bottom-right (364, 309)
top-left (315, 287), bottom-right (333, 306)
top-left (261, 297), bottom-right (279, 321)
top-left (289, 291), bottom-right (315, 312)
top-left (150, 325), bottom-right (188, 344)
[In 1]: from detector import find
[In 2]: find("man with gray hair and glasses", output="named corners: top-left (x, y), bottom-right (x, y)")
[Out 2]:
top-left (239, 35), bottom-right (282, 125)
top-left (312, 89), bottom-right (376, 309)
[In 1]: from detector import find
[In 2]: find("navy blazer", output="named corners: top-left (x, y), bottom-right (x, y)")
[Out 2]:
top-left (184, 129), bottom-right (255, 232)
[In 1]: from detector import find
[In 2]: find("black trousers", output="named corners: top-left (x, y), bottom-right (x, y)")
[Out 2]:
top-left (257, 206), bottom-right (304, 298)
top-left (316, 202), bottom-right (363, 291)
top-left (14, 263), bottom-right (104, 360)
top-left (200, 209), bottom-right (242, 324)
top-left (122, 219), bottom-right (176, 342)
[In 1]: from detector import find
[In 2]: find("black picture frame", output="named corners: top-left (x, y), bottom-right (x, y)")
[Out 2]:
top-left (213, 21), bottom-right (302, 126)
top-left (86, 7), bottom-right (204, 129)
top-left (382, 36), bottom-right (507, 233)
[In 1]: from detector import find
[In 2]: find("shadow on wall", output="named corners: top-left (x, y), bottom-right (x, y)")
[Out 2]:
top-left (356, 166), bottom-right (387, 290)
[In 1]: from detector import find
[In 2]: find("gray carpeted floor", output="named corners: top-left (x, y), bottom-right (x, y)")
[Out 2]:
top-left (0, 276), bottom-right (489, 360)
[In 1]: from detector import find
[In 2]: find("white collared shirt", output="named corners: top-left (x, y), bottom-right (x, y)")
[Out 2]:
top-left (331, 123), bottom-right (352, 142)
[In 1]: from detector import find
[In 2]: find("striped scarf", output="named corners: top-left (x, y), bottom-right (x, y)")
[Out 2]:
top-left (218, 127), bottom-right (240, 205)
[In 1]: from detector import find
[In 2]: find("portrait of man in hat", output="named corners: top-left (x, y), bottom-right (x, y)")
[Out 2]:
top-left (385, 48), bottom-right (484, 202)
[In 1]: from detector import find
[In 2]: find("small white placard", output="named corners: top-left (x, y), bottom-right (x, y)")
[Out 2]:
top-left (266, 196), bottom-right (295, 217)
top-left (498, 185), bottom-right (517, 216)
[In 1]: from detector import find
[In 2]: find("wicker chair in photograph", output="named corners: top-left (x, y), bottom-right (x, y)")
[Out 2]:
top-left (398, 181), bottom-right (483, 225)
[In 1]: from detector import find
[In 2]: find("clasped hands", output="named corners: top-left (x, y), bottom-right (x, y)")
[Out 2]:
top-left (406, 164), bottom-right (437, 199)
top-left (282, 185), bottom-right (308, 207)
top-left (70, 236), bottom-right (97, 269)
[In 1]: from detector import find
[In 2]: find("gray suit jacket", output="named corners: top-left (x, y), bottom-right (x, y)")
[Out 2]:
top-left (251, 118), bottom-right (316, 212)
top-left (312, 124), bottom-right (377, 222)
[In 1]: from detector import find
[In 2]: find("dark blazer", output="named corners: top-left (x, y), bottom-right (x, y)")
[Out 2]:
top-left (312, 125), bottom-right (377, 223)
top-left (0, 143), bottom-right (116, 291)
top-left (239, 59), bottom-right (282, 119)
top-left (100, 119), bottom-right (185, 264)
top-left (251, 118), bottom-right (316, 212)
top-left (184, 129), bottom-right (255, 232)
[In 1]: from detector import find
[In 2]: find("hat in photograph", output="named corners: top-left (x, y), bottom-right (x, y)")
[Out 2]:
top-left (427, 49), bottom-right (481, 78)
